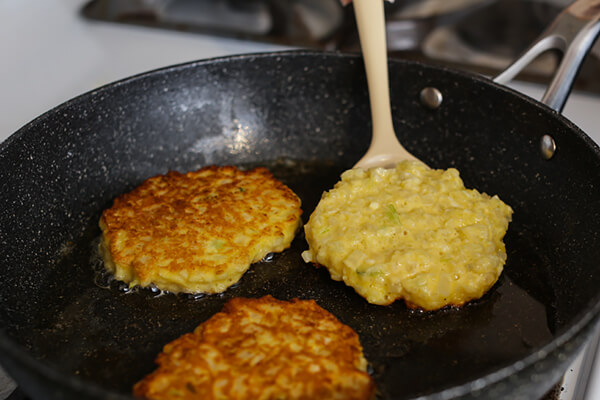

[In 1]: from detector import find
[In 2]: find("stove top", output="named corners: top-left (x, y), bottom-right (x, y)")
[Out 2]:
top-left (82, 0), bottom-right (600, 94)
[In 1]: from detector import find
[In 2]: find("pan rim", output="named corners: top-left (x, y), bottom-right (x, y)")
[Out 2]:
top-left (2, 49), bottom-right (599, 158)
top-left (1, 50), bottom-right (600, 399)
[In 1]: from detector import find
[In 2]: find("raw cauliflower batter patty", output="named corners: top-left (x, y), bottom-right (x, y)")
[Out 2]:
top-left (302, 160), bottom-right (513, 310)
top-left (99, 165), bottom-right (302, 294)
top-left (133, 295), bottom-right (375, 400)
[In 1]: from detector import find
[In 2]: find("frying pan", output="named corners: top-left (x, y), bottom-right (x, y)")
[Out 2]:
top-left (1, 1), bottom-right (600, 399)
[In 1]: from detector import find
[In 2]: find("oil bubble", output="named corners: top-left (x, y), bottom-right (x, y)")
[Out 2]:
top-left (262, 253), bottom-right (275, 262)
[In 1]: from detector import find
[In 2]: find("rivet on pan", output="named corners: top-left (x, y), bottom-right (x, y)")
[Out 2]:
top-left (419, 87), bottom-right (443, 109)
top-left (540, 134), bottom-right (556, 160)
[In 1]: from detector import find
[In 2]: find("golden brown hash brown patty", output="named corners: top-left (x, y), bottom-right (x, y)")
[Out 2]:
top-left (133, 295), bottom-right (375, 400)
top-left (99, 166), bottom-right (302, 294)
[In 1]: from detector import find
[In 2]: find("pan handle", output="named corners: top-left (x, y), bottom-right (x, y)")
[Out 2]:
top-left (493, 0), bottom-right (600, 113)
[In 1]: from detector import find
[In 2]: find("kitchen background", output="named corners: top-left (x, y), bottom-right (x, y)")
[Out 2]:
top-left (1, 0), bottom-right (599, 399)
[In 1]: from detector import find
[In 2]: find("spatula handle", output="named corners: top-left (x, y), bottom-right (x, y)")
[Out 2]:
top-left (352, 0), bottom-right (395, 136)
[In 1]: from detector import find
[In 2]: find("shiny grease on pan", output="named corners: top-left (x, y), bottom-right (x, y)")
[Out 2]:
top-left (30, 158), bottom-right (554, 398)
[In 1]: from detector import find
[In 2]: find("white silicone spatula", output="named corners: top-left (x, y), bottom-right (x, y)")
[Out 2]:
top-left (352, 0), bottom-right (420, 169)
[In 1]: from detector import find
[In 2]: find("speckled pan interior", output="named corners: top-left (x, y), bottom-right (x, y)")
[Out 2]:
top-left (0, 51), bottom-right (599, 400)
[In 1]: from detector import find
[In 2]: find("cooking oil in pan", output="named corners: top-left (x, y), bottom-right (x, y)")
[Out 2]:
top-left (90, 230), bottom-right (278, 300)
top-left (360, 273), bottom-right (554, 399)
top-left (28, 158), bottom-right (555, 395)
top-left (90, 236), bottom-right (171, 298)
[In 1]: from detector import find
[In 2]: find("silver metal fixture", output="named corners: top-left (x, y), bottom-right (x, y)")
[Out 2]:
top-left (494, 0), bottom-right (600, 113)
top-left (540, 134), bottom-right (557, 159)
top-left (419, 87), bottom-right (443, 109)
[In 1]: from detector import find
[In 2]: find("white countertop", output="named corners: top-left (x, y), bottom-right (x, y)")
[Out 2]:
top-left (1, 1), bottom-right (599, 399)
top-left (0, 0), bottom-right (286, 141)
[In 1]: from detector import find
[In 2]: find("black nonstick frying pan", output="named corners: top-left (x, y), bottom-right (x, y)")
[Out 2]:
top-left (1, 1), bottom-right (600, 399)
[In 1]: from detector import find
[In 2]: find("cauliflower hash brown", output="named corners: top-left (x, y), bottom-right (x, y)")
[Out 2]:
top-left (133, 295), bottom-right (375, 400)
top-left (99, 166), bottom-right (302, 294)
top-left (302, 160), bottom-right (513, 311)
